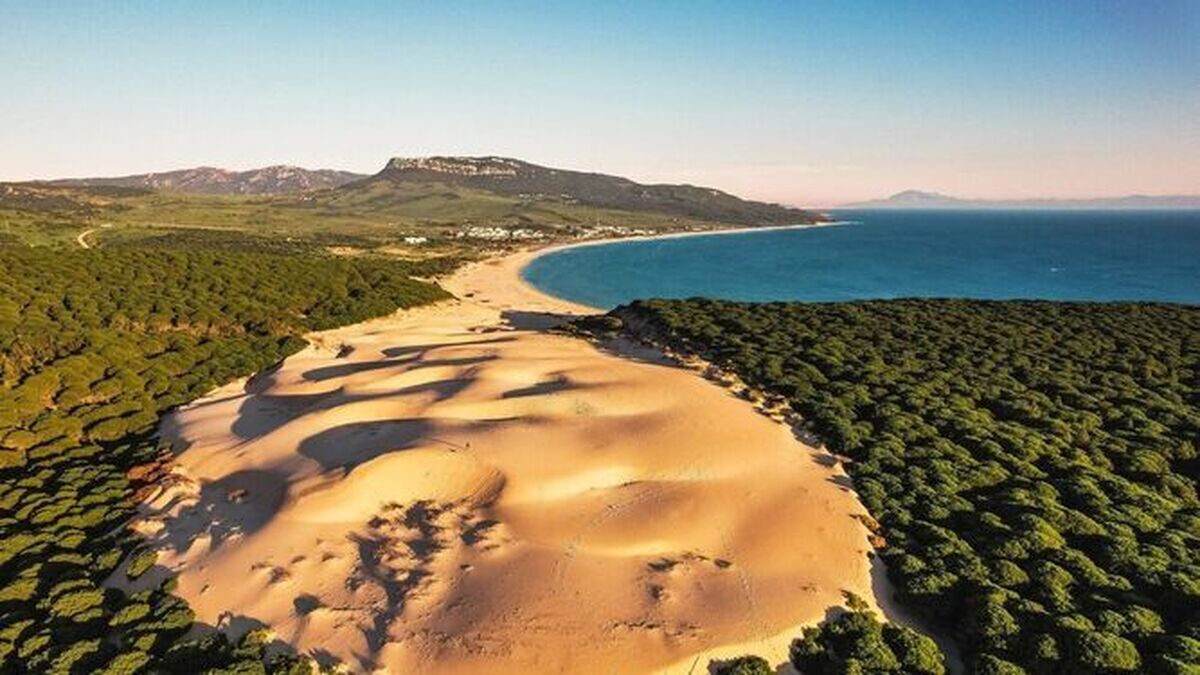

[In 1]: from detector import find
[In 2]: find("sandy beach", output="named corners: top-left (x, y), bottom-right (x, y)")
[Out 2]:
top-left (134, 239), bottom-right (882, 673)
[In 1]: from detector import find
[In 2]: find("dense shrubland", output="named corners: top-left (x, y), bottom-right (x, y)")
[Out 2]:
top-left (711, 655), bottom-right (774, 675)
top-left (789, 594), bottom-right (945, 674)
top-left (0, 248), bottom-right (447, 672)
top-left (618, 299), bottom-right (1200, 674)
top-left (717, 593), bottom-right (945, 675)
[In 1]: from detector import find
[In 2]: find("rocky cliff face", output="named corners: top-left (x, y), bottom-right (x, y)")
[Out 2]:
top-left (383, 156), bottom-right (523, 177)
top-left (360, 156), bottom-right (826, 227)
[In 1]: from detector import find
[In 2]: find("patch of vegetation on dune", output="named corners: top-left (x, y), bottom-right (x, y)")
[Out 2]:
top-left (615, 298), bottom-right (1200, 674)
top-left (0, 247), bottom-right (448, 672)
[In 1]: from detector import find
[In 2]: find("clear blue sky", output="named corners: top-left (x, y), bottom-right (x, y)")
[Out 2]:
top-left (2, 1), bottom-right (1196, 204)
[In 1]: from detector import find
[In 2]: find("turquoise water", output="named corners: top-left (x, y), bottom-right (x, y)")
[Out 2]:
top-left (522, 210), bottom-right (1200, 308)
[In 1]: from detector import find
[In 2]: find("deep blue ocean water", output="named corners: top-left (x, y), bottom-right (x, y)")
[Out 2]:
top-left (522, 210), bottom-right (1200, 308)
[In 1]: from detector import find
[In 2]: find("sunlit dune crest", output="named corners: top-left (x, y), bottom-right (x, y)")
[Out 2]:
top-left (133, 251), bottom-right (881, 673)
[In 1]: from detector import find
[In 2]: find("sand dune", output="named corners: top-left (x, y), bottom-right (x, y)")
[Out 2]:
top-left (134, 247), bottom-right (881, 673)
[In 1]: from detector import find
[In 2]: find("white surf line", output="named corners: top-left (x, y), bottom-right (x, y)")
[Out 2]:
top-left (533, 220), bottom-right (855, 258)
top-left (513, 220), bottom-right (858, 308)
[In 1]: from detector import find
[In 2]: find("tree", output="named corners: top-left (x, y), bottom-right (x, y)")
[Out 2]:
top-left (1068, 631), bottom-right (1141, 672)
top-left (882, 623), bottom-right (945, 674)
top-left (789, 606), bottom-right (943, 675)
top-left (973, 654), bottom-right (1027, 674)
top-left (712, 655), bottom-right (773, 675)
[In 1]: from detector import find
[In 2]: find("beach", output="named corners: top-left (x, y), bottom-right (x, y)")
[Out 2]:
top-left (133, 239), bottom-right (883, 673)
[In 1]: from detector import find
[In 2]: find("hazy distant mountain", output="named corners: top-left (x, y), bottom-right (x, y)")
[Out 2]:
top-left (47, 165), bottom-right (365, 196)
top-left (845, 190), bottom-right (1200, 210)
top-left (342, 156), bottom-right (825, 226)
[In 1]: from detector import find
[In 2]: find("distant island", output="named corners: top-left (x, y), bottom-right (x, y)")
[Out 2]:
top-left (844, 189), bottom-right (1200, 210)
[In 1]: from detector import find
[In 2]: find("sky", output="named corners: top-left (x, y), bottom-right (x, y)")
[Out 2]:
top-left (1, 1), bottom-right (1197, 206)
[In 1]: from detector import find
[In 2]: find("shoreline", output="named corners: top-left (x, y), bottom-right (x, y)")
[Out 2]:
top-left (451, 220), bottom-right (854, 314)
top-left (507, 220), bottom-right (851, 310)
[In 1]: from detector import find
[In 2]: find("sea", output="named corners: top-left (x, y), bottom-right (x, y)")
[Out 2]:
top-left (522, 210), bottom-right (1200, 308)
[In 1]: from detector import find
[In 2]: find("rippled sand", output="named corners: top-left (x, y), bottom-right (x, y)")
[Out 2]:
top-left (134, 248), bottom-right (880, 673)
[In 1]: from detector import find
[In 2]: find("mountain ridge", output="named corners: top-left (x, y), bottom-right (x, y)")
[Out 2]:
top-left (345, 155), bottom-right (824, 226)
top-left (45, 165), bottom-right (366, 196)
top-left (845, 189), bottom-right (1200, 209)
top-left (1, 156), bottom-right (826, 246)
top-left (24, 156), bottom-right (825, 227)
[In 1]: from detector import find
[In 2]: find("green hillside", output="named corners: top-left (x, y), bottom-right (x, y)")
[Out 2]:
top-left (361, 156), bottom-right (823, 226)
top-left (1, 157), bottom-right (824, 250)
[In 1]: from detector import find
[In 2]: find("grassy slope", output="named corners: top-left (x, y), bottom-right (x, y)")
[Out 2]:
top-left (0, 180), bottom-right (753, 250)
